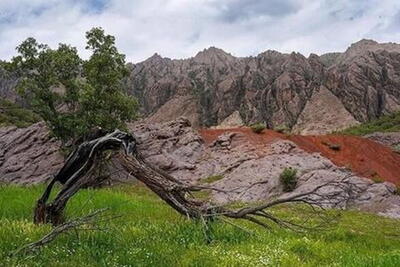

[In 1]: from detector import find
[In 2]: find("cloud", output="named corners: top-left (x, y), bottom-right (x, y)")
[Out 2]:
top-left (0, 0), bottom-right (400, 63)
top-left (215, 0), bottom-right (302, 23)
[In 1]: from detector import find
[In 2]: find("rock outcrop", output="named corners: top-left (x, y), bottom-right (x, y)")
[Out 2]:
top-left (0, 122), bottom-right (64, 184)
top-left (365, 132), bottom-right (400, 148)
top-left (0, 65), bottom-right (18, 102)
top-left (125, 39), bottom-right (400, 134)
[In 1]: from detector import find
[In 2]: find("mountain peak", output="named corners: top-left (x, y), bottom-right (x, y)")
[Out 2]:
top-left (194, 47), bottom-right (235, 64)
top-left (195, 46), bottom-right (230, 57)
top-left (352, 39), bottom-right (378, 46)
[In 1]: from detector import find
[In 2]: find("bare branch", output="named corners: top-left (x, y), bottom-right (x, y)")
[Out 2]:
top-left (14, 209), bottom-right (110, 255)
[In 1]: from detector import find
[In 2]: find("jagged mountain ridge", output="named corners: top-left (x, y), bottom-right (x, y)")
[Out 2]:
top-left (125, 39), bottom-right (400, 133)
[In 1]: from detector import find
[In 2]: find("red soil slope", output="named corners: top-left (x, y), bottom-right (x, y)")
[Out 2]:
top-left (199, 128), bottom-right (400, 185)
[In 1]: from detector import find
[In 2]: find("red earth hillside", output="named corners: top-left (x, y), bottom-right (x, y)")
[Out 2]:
top-left (199, 128), bottom-right (400, 185)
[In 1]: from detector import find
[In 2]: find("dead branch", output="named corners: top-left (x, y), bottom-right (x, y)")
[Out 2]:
top-left (15, 208), bottom-right (110, 256)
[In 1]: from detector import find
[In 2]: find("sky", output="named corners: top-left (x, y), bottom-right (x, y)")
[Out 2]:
top-left (0, 0), bottom-right (400, 63)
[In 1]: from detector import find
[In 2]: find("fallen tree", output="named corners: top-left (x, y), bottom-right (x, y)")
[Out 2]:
top-left (34, 129), bottom-right (350, 231)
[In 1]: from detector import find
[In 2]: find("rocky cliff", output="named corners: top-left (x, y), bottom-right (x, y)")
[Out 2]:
top-left (125, 39), bottom-right (400, 134)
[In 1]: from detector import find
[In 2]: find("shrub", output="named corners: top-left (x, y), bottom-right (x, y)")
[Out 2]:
top-left (201, 174), bottom-right (224, 184)
top-left (280, 167), bottom-right (298, 192)
top-left (250, 123), bottom-right (266, 134)
top-left (321, 141), bottom-right (341, 151)
top-left (393, 145), bottom-right (400, 154)
top-left (394, 186), bottom-right (400, 195)
top-left (274, 125), bottom-right (290, 134)
top-left (372, 175), bottom-right (384, 183)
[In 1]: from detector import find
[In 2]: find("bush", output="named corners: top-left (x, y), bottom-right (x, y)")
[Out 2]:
top-left (280, 167), bottom-right (298, 192)
top-left (250, 123), bottom-right (266, 134)
top-left (274, 125), bottom-right (290, 134)
top-left (372, 175), bottom-right (384, 183)
top-left (201, 174), bottom-right (224, 184)
top-left (394, 186), bottom-right (400, 195)
top-left (393, 145), bottom-right (400, 154)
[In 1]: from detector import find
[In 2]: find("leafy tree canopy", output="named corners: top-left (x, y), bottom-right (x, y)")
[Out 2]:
top-left (6, 27), bottom-right (138, 143)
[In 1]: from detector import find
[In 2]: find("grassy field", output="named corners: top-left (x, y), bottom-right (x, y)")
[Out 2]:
top-left (339, 111), bottom-right (400, 135)
top-left (0, 184), bottom-right (400, 267)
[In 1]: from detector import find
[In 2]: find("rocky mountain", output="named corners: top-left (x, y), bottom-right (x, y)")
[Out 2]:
top-left (125, 39), bottom-right (400, 134)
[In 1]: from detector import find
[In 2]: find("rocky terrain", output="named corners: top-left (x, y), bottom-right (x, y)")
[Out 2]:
top-left (125, 39), bottom-right (400, 134)
top-left (0, 122), bottom-right (64, 184)
top-left (365, 132), bottom-right (400, 148)
top-left (1, 118), bottom-right (399, 218)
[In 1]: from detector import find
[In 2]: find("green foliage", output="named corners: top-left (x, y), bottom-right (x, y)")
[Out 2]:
top-left (280, 167), bottom-right (298, 192)
top-left (6, 27), bottom-right (137, 143)
top-left (372, 175), bottom-right (384, 184)
top-left (1, 184), bottom-right (400, 266)
top-left (0, 99), bottom-right (40, 127)
top-left (201, 174), bottom-right (224, 184)
top-left (275, 124), bottom-right (290, 134)
top-left (339, 111), bottom-right (400, 136)
top-left (393, 144), bottom-right (400, 154)
top-left (250, 122), bottom-right (266, 134)
top-left (394, 186), bottom-right (400, 196)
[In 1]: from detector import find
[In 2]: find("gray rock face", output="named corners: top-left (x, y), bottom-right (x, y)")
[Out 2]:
top-left (365, 132), bottom-right (400, 148)
top-left (1, 119), bottom-right (399, 218)
top-left (129, 117), bottom-right (204, 173)
top-left (326, 40), bottom-right (400, 122)
top-left (0, 65), bottom-right (18, 102)
top-left (125, 40), bottom-right (400, 134)
top-left (0, 122), bottom-right (64, 184)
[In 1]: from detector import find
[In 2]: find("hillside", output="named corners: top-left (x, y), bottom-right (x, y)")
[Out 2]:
top-left (124, 39), bottom-right (400, 133)
top-left (1, 184), bottom-right (400, 266)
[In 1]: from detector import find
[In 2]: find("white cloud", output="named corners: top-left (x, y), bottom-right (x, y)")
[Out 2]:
top-left (0, 0), bottom-right (400, 62)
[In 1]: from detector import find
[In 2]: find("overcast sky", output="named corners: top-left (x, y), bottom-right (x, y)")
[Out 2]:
top-left (1, 0), bottom-right (400, 62)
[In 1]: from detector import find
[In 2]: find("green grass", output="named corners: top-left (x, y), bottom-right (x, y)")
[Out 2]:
top-left (339, 111), bottom-right (400, 135)
top-left (201, 174), bottom-right (224, 184)
top-left (0, 99), bottom-right (40, 128)
top-left (0, 184), bottom-right (400, 266)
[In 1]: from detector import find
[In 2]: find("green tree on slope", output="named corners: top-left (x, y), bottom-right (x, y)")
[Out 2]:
top-left (6, 27), bottom-right (137, 143)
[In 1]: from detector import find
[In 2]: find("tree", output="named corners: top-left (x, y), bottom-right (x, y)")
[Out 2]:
top-left (7, 28), bottom-right (137, 143)
top-left (34, 129), bottom-right (351, 231)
